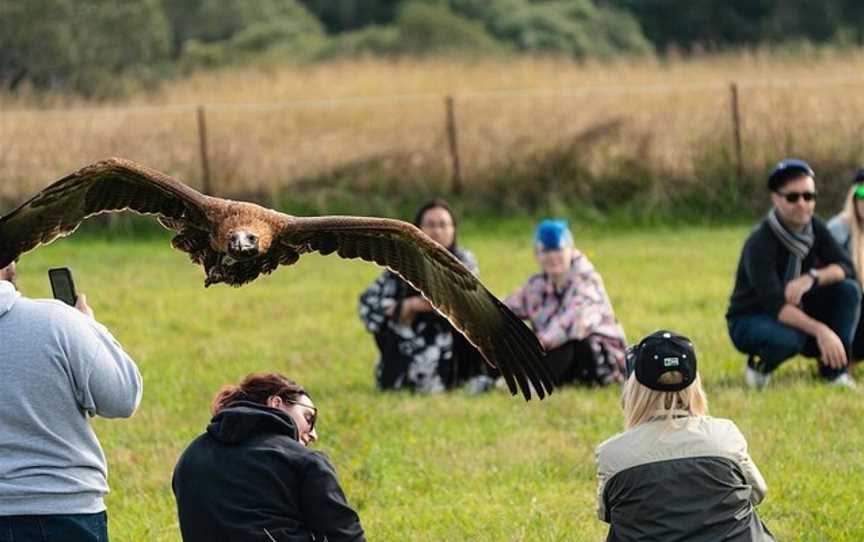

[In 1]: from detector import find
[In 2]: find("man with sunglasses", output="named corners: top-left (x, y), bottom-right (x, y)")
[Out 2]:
top-left (727, 159), bottom-right (860, 389)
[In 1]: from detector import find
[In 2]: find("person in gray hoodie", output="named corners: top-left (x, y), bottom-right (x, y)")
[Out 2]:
top-left (0, 262), bottom-right (143, 542)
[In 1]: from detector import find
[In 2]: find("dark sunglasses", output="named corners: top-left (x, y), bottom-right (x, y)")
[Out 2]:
top-left (284, 399), bottom-right (317, 431)
top-left (777, 190), bottom-right (817, 203)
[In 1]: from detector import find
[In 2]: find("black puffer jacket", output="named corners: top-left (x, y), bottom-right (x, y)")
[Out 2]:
top-left (172, 401), bottom-right (365, 542)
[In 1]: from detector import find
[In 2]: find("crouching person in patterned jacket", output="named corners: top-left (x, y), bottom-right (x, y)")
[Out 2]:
top-left (596, 330), bottom-right (775, 542)
top-left (506, 219), bottom-right (628, 387)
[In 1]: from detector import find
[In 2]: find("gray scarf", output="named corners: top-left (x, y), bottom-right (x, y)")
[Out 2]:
top-left (767, 208), bottom-right (814, 282)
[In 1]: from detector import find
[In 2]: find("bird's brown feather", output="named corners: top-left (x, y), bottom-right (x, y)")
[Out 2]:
top-left (279, 216), bottom-right (554, 400)
top-left (0, 157), bottom-right (209, 268)
top-left (1, 159), bottom-right (553, 400)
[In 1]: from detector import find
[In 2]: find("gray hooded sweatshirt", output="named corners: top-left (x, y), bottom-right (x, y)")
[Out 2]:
top-left (0, 280), bottom-right (142, 515)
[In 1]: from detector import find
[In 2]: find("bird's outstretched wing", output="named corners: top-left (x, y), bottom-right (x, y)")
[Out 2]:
top-left (0, 157), bottom-right (210, 268)
top-left (280, 216), bottom-right (554, 400)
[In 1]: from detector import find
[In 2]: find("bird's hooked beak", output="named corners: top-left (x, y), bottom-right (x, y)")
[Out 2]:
top-left (227, 230), bottom-right (260, 260)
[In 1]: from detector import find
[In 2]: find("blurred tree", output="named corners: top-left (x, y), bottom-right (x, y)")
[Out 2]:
top-left (313, 1), bottom-right (497, 58)
top-left (0, 0), bottom-right (170, 95)
top-left (300, 0), bottom-right (650, 57)
top-left (606, 0), bottom-right (769, 50)
top-left (449, 0), bottom-right (651, 57)
top-left (395, 1), bottom-right (500, 55)
top-left (607, 0), bottom-right (864, 51)
top-left (161, 0), bottom-right (323, 58)
top-left (298, 0), bottom-right (400, 33)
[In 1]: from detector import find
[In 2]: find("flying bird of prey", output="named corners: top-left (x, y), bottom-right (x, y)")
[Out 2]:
top-left (0, 158), bottom-right (553, 400)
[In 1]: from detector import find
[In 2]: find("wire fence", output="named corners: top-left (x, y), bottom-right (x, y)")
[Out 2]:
top-left (3, 74), bottom-right (864, 209)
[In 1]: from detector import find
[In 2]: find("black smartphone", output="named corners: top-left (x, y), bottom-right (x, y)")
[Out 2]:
top-left (49, 267), bottom-right (78, 307)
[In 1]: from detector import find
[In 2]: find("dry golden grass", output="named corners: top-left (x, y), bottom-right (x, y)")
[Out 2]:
top-left (3, 51), bottom-right (864, 208)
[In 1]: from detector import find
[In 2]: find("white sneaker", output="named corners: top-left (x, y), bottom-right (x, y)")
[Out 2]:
top-left (464, 375), bottom-right (495, 395)
top-left (828, 373), bottom-right (857, 389)
top-left (745, 366), bottom-right (771, 389)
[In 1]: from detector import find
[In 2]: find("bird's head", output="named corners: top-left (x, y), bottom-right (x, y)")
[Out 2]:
top-left (227, 229), bottom-right (260, 259)
top-left (218, 212), bottom-right (274, 261)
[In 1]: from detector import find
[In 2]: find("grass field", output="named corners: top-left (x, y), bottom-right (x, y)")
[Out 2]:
top-left (13, 221), bottom-right (863, 541)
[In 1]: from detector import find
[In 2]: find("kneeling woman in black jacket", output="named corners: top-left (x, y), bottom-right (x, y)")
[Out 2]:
top-left (172, 373), bottom-right (366, 542)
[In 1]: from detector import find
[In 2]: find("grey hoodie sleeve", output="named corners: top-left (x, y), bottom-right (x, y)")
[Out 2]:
top-left (64, 313), bottom-right (143, 419)
top-left (723, 421), bottom-right (767, 505)
top-left (733, 431), bottom-right (767, 505)
top-left (595, 442), bottom-right (612, 522)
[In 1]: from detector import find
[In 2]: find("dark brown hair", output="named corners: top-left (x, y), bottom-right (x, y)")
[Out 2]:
top-left (211, 372), bottom-right (309, 415)
top-left (413, 198), bottom-right (459, 250)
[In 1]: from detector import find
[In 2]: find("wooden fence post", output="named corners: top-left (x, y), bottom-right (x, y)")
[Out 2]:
top-left (445, 95), bottom-right (463, 194)
top-left (196, 105), bottom-right (212, 195)
top-left (729, 83), bottom-right (743, 183)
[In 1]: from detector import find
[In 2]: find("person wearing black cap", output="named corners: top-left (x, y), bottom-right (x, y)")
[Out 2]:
top-left (595, 331), bottom-right (774, 542)
top-left (827, 168), bottom-right (864, 361)
top-left (726, 158), bottom-right (860, 389)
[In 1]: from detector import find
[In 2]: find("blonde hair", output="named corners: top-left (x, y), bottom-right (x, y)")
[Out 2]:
top-left (840, 185), bottom-right (864, 289)
top-left (621, 372), bottom-right (708, 429)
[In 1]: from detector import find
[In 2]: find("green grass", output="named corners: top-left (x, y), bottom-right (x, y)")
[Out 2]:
top-left (13, 222), bottom-right (864, 541)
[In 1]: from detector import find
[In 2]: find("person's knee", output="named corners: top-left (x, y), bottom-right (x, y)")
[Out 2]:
top-left (731, 317), bottom-right (805, 351)
top-left (730, 321), bottom-right (807, 362)
top-left (806, 278), bottom-right (861, 319)
top-left (760, 333), bottom-right (807, 359)
top-left (823, 279), bottom-right (862, 318)
top-left (832, 278), bottom-right (862, 300)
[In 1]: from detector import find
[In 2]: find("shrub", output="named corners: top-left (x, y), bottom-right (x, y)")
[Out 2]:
top-left (176, 1), bottom-right (325, 70)
top-left (394, 2), bottom-right (503, 56)
top-left (448, 0), bottom-right (652, 57)
top-left (0, 0), bottom-right (171, 96)
top-left (315, 2), bottom-right (503, 59)
top-left (164, 0), bottom-right (321, 50)
top-left (315, 26), bottom-right (401, 59)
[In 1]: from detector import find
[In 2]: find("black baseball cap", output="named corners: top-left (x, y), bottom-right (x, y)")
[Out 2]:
top-left (625, 330), bottom-right (697, 392)
top-left (767, 158), bottom-right (815, 191)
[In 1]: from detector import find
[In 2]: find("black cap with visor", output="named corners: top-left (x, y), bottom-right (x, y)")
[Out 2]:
top-left (625, 330), bottom-right (697, 392)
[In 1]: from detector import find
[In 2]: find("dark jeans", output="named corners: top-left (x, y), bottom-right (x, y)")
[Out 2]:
top-left (0, 512), bottom-right (107, 542)
top-left (728, 279), bottom-right (861, 379)
top-left (544, 340), bottom-right (596, 385)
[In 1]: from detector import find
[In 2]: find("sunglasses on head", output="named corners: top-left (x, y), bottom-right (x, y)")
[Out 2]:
top-left (777, 190), bottom-right (817, 203)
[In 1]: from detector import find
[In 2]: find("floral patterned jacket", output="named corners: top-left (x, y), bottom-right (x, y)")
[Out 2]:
top-left (505, 251), bottom-right (627, 384)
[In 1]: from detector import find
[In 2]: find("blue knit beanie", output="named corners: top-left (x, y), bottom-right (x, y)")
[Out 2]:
top-left (534, 220), bottom-right (573, 251)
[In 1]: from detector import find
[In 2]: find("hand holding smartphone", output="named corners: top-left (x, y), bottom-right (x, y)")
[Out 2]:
top-left (48, 267), bottom-right (78, 307)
